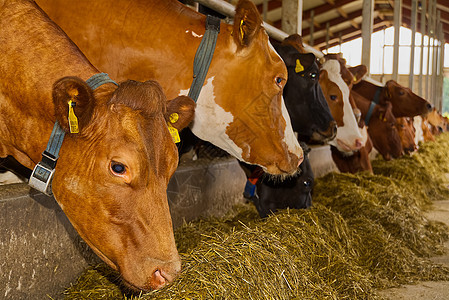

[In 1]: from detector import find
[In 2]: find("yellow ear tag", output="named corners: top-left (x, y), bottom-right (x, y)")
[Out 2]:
top-left (353, 75), bottom-right (358, 82)
top-left (169, 113), bottom-right (179, 124)
top-left (295, 59), bottom-right (304, 73)
top-left (68, 99), bottom-right (79, 134)
top-left (168, 124), bottom-right (180, 143)
top-left (239, 19), bottom-right (245, 40)
top-left (167, 112), bottom-right (180, 143)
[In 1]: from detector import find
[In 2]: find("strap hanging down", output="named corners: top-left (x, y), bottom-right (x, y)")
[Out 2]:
top-left (29, 73), bottom-right (118, 196)
top-left (187, 15), bottom-right (220, 102)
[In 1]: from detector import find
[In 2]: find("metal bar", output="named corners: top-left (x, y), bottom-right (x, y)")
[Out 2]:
top-left (193, 0), bottom-right (323, 57)
top-left (430, 0), bottom-right (440, 105)
top-left (408, 0), bottom-right (417, 90)
top-left (438, 24), bottom-right (445, 112)
top-left (392, 0), bottom-right (402, 81)
top-left (362, 0), bottom-right (374, 74)
top-left (263, 0), bottom-right (268, 22)
top-left (425, 0), bottom-right (434, 100)
top-left (310, 9), bottom-right (315, 47)
top-left (418, 0), bottom-right (426, 97)
top-left (281, 0), bottom-right (303, 35)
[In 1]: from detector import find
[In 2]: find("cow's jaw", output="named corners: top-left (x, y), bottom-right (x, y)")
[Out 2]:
top-left (323, 60), bottom-right (363, 152)
top-left (180, 77), bottom-right (244, 160)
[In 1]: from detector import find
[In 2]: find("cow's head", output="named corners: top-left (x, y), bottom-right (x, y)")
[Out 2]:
top-left (367, 101), bottom-right (403, 160)
top-left (251, 144), bottom-right (313, 218)
top-left (395, 117), bottom-right (417, 154)
top-left (383, 80), bottom-right (433, 117)
top-left (319, 59), bottom-right (363, 152)
top-left (274, 40), bottom-right (336, 143)
top-left (51, 77), bottom-right (195, 291)
top-left (190, 0), bottom-right (303, 175)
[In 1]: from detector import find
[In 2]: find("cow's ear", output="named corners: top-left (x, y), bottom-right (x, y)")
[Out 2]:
top-left (319, 69), bottom-right (329, 85)
top-left (384, 80), bottom-right (395, 99)
top-left (165, 96), bottom-right (196, 131)
top-left (52, 76), bottom-right (95, 133)
top-left (294, 53), bottom-right (316, 74)
top-left (348, 65), bottom-right (367, 84)
top-left (282, 34), bottom-right (307, 53)
top-left (233, 0), bottom-right (262, 50)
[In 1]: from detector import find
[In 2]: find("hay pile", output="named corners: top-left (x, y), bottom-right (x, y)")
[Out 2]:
top-left (64, 134), bottom-right (449, 300)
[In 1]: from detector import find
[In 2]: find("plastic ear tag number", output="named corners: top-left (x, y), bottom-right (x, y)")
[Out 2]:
top-left (295, 59), bottom-right (304, 73)
top-left (168, 124), bottom-right (180, 143)
top-left (68, 100), bottom-right (79, 133)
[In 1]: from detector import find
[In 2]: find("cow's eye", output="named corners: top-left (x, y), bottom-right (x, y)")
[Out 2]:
top-left (330, 95), bottom-right (338, 101)
top-left (275, 76), bottom-right (285, 88)
top-left (110, 161), bottom-right (126, 175)
top-left (399, 90), bottom-right (405, 96)
top-left (310, 72), bottom-right (317, 79)
top-left (303, 180), bottom-right (312, 187)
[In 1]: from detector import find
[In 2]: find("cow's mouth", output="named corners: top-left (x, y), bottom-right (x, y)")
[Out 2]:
top-left (336, 139), bottom-right (361, 152)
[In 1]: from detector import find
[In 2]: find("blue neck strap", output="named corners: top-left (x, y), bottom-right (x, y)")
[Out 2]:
top-left (364, 87), bottom-right (382, 126)
top-left (188, 15), bottom-right (220, 102)
top-left (43, 73), bottom-right (118, 165)
top-left (30, 73), bottom-right (117, 194)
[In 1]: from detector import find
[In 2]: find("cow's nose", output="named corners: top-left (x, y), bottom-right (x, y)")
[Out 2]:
top-left (354, 139), bottom-right (363, 149)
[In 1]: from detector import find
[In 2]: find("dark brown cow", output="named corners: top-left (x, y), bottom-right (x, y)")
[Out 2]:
top-left (395, 117), bottom-right (417, 154)
top-left (331, 132), bottom-right (373, 174)
top-left (36, 0), bottom-right (303, 175)
top-left (351, 91), bottom-right (403, 160)
top-left (0, 0), bottom-right (196, 291)
top-left (352, 79), bottom-right (432, 117)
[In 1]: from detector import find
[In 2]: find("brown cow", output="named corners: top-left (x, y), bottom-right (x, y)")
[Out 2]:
top-left (0, 0), bottom-right (195, 291)
top-left (36, 0), bottom-right (303, 175)
top-left (427, 108), bottom-right (447, 135)
top-left (396, 117), bottom-right (417, 154)
top-left (331, 132), bottom-right (373, 174)
top-left (352, 79), bottom-right (432, 117)
top-left (351, 91), bottom-right (403, 160)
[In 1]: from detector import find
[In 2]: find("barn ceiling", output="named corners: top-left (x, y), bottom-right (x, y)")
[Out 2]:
top-left (247, 0), bottom-right (449, 51)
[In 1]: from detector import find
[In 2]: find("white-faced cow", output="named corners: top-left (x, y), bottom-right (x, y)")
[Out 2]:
top-left (0, 0), bottom-right (196, 291)
top-left (319, 58), bottom-right (364, 153)
top-left (36, 0), bottom-right (303, 175)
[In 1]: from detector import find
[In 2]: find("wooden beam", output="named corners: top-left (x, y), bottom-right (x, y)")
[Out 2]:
top-left (320, 23), bottom-right (390, 50)
top-left (256, 0), bottom-right (281, 14)
top-left (302, 0), bottom-right (354, 20)
top-left (310, 17), bottom-right (388, 48)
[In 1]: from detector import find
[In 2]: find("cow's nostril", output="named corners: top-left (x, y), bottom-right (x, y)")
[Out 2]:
top-left (149, 269), bottom-right (168, 290)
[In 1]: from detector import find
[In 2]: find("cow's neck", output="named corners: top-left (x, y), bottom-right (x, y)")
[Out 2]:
top-left (351, 92), bottom-right (372, 120)
top-left (354, 81), bottom-right (385, 105)
top-left (0, 0), bottom-right (99, 169)
top-left (37, 0), bottom-right (233, 100)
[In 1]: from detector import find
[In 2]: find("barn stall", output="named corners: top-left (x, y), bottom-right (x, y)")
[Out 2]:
top-left (1, 0), bottom-right (449, 299)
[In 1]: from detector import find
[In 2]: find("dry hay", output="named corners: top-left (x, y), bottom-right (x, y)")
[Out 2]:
top-left (64, 133), bottom-right (449, 299)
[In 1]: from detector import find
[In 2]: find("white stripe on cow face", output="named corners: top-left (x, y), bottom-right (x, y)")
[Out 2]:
top-left (281, 94), bottom-right (302, 156)
top-left (179, 77), bottom-right (244, 160)
top-left (413, 116), bottom-right (424, 145)
top-left (322, 60), bottom-right (363, 152)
